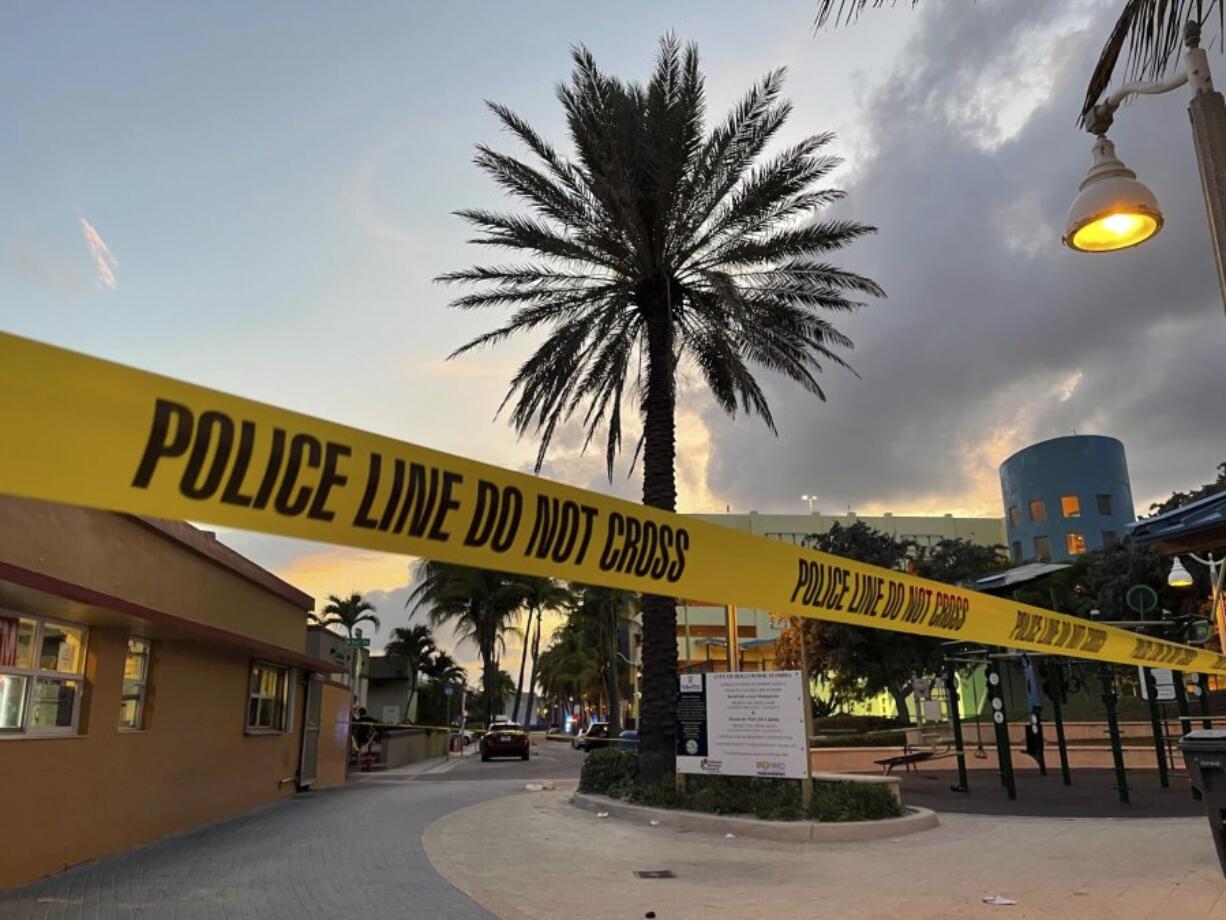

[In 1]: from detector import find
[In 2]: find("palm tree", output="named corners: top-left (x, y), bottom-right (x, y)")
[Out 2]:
top-left (310, 592), bottom-right (380, 638)
top-left (537, 625), bottom-right (603, 728)
top-left (408, 561), bottom-right (521, 725)
top-left (570, 586), bottom-right (638, 734)
top-left (384, 623), bottom-right (436, 722)
top-left (813, 1), bottom-right (1222, 124)
top-left (510, 576), bottom-right (574, 725)
top-left (422, 649), bottom-right (467, 688)
top-left (440, 36), bottom-right (882, 783)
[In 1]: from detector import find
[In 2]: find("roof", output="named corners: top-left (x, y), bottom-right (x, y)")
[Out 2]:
top-left (971, 562), bottom-right (1072, 593)
top-left (130, 516), bottom-right (314, 610)
top-left (1128, 489), bottom-right (1226, 553)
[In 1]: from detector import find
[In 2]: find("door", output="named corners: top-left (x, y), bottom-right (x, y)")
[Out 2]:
top-left (298, 672), bottom-right (323, 789)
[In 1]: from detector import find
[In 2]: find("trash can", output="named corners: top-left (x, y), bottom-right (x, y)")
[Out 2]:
top-left (1180, 730), bottom-right (1226, 877)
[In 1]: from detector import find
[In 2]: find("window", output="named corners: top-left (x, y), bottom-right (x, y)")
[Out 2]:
top-left (247, 662), bottom-right (291, 732)
top-left (1011, 541), bottom-right (1023, 563)
top-left (120, 638), bottom-right (151, 730)
top-left (0, 612), bottom-right (87, 735)
top-left (1102, 530), bottom-right (1118, 550)
top-left (1061, 495), bottom-right (1081, 518)
top-left (1008, 506), bottom-right (1021, 527)
top-left (1029, 500), bottom-right (1047, 523)
top-left (1033, 536), bottom-right (1051, 561)
top-left (1066, 532), bottom-right (1087, 556)
top-left (1097, 494), bottom-right (1113, 516)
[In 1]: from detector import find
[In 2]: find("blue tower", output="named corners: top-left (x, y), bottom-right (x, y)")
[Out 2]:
top-left (999, 435), bottom-right (1136, 563)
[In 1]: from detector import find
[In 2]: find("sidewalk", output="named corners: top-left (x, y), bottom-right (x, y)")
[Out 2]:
top-left (423, 784), bottom-right (1226, 920)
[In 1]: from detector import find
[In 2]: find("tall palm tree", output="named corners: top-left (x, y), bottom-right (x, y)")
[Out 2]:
top-left (537, 625), bottom-right (603, 728)
top-left (408, 561), bottom-right (521, 725)
top-left (510, 576), bottom-right (574, 724)
top-left (384, 623), bottom-right (437, 722)
top-left (441, 36), bottom-right (882, 783)
top-left (813, 1), bottom-right (1223, 124)
top-left (422, 649), bottom-right (467, 688)
top-left (310, 592), bottom-right (380, 638)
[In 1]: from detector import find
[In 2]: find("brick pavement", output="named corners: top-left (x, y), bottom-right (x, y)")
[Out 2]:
top-left (0, 774), bottom-right (510, 920)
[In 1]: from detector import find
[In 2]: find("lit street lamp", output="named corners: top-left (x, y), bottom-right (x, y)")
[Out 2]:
top-left (1169, 553), bottom-right (1226, 652)
top-left (1065, 20), bottom-right (1226, 315)
top-left (802, 494), bottom-right (818, 513)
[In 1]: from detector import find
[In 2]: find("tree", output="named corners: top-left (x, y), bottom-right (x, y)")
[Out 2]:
top-left (408, 562), bottom-right (521, 725)
top-left (422, 650), bottom-right (467, 687)
top-left (537, 624), bottom-right (603, 728)
top-left (310, 592), bottom-right (380, 638)
top-left (441, 36), bottom-right (882, 782)
top-left (570, 585), bottom-right (638, 734)
top-left (509, 576), bottom-right (574, 725)
top-left (384, 623), bottom-right (436, 722)
top-left (1148, 461), bottom-right (1226, 515)
top-left (790, 522), bottom-right (939, 721)
top-left (913, 538), bottom-right (1008, 585)
top-left (813, 1), bottom-right (1224, 125)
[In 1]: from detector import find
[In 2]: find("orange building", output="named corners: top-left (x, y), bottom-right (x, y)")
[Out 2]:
top-left (0, 495), bottom-right (350, 888)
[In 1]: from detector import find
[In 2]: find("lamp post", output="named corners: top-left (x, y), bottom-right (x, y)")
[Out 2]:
top-left (1170, 553), bottom-right (1226, 652)
top-left (1065, 20), bottom-right (1226, 318)
top-left (802, 494), bottom-right (818, 513)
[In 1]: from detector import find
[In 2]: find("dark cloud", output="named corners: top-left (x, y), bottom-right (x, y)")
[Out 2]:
top-left (704, 0), bottom-right (1225, 515)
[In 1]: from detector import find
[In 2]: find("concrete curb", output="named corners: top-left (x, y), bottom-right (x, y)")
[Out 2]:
top-left (572, 791), bottom-right (939, 842)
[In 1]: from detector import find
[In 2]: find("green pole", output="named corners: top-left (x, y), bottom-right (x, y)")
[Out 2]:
top-left (1142, 667), bottom-right (1170, 788)
top-left (1099, 664), bottom-right (1129, 805)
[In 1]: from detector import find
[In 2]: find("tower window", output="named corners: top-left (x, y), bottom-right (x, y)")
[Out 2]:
top-left (1008, 506), bottom-right (1020, 527)
top-left (1029, 500), bottom-right (1047, 523)
top-left (1066, 532), bottom-right (1087, 555)
top-left (1033, 536), bottom-right (1051, 561)
top-left (1097, 494), bottom-right (1113, 515)
top-left (1061, 496), bottom-right (1081, 518)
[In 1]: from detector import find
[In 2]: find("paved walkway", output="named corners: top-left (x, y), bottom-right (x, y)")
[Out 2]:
top-left (425, 784), bottom-right (1226, 920)
top-left (0, 765), bottom-right (505, 920)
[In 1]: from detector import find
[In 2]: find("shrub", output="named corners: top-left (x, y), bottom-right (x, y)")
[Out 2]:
top-left (807, 781), bottom-right (902, 822)
top-left (812, 715), bottom-right (908, 732)
top-left (579, 747), bottom-right (638, 795)
top-left (810, 731), bottom-right (908, 748)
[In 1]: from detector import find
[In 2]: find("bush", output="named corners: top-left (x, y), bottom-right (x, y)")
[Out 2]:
top-left (578, 747), bottom-right (638, 795)
top-left (807, 781), bottom-right (902, 822)
top-left (810, 731), bottom-right (908, 748)
top-left (812, 715), bottom-right (908, 732)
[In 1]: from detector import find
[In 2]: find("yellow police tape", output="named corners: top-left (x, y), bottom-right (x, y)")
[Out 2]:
top-left (1, 331), bottom-right (1222, 675)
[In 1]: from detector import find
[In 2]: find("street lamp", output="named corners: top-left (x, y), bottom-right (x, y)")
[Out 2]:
top-left (802, 494), bottom-right (818, 513)
top-left (1065, 20), bottom-right (1226, 313)
top-left (1169, 553), bottom-right (1226, 652)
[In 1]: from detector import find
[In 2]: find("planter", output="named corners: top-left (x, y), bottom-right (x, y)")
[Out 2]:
top-left (571, 792), bottom-right (937, 843)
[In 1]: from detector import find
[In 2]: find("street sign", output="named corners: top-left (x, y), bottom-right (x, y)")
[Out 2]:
top-left (344, 637), bottom-right (370, 648)
top-left (1139, 666), bottom-right (1177, 701)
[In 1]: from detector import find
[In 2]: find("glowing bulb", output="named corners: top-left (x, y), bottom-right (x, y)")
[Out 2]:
top-left (1169, 557), bottom-right (1194, 589)
top-left (1070, 211), bottom-right (1159, 252)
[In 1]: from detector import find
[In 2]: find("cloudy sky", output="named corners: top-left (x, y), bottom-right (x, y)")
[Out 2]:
top-left (4, 1), bottom-right (1223, 675)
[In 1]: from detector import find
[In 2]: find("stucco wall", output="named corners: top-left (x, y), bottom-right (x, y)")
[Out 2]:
top-left (0, 626), bottom-right (306, 888)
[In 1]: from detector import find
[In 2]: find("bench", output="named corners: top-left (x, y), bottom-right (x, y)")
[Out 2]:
top-left (873, 750), bottom-right (935, 775)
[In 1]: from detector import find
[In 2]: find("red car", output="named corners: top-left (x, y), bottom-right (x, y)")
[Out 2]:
top-left (480, 721), bottom-right (530, 762)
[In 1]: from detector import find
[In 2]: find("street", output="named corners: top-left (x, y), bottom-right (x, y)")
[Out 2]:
top-left (0, 736), bottom-right (587, 920)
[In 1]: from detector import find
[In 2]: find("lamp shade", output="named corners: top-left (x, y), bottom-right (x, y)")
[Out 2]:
top-left (1169, 556), bottom-right (1194, 589)
top-left (1064, 136), bottom-right (1163, 252)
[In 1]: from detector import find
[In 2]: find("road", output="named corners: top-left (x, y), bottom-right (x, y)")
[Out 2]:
top-left (0, 734), bottom-right (587, 920)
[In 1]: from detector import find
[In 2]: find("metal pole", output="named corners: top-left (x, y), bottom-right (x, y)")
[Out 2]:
top-left (1142, 666), bottom-right (1171, 788)
top-left (1199, 672), bottom-right (1213, 729)
top-left (724, 605), bottom-right (739, 673)
top-left (1100, 663), bottom-right (1130, 804)
top-left (1045, 658), bottom-right (1072, 786)
top-left (946, 659), bottom-right (969, 794)
top-left (444, 682), bottom-right (451, 760)
top-left (1174, 672), bottom-right (1203, 800)
top-left (985, 655), bottom-right (1016, 800)
top-left (1185, 35), bottom-right (1226, 320)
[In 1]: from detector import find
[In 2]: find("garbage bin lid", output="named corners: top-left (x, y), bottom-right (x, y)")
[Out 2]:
top-left (1180, 729), bottom-right (1226, 751)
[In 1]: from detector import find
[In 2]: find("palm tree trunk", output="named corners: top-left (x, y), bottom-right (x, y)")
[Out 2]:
top-left (637, 297), bottom-right (679, 785)
top-left (405, 671), bottom-right (418, 724)
top-left (512, 607), bottom-right (534, 723)
top-left (524, 611), bottom-right (543, 730)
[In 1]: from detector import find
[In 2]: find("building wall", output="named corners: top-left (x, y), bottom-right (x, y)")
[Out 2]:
top-left (679, 510), bottom-right (1007, 664)
top-left (999, 435), bottom-right (1136, 563)
top-left (0, 626), bottom-right (307, 888)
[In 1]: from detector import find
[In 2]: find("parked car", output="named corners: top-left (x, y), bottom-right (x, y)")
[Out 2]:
top-left (572, 721), bottom-right (611, 751)
top-left (617, 729), bottom-right (639, 751)
top-left (480, 721), bottom-right (530, 762)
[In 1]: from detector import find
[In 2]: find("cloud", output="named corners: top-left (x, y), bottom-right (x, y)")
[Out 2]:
top-left (79, 217), bottom-right (118, 290)
top-left (702, 0), bottom-right (1226, 520)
